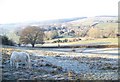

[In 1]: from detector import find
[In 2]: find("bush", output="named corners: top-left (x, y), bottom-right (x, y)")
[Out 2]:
top-left (63, 39), bottom-right (68, 42)
top-left (0, 35), bottom-right (15, 46)
top-left (53, 39), bottom-right (62, 43)
top-left (103, 36), bottom-right (108, 38)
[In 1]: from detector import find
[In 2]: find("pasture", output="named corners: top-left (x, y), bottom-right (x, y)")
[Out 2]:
top-left (0, 45), bottom-right (119, 80)
top-left (36, 38), bottom-right (118, 48)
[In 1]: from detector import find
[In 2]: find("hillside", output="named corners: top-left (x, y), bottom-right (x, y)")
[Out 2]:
top-left (0, 16), bottom-right (118, 44)
top-left (0, 17), bottom-right (87, 31)
top-left (65, 16), bottom-right (118, 27)
top-left (0, 16), bottom-right (117, 31)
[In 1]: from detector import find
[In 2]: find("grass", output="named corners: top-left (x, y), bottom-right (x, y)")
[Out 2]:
top-left (37, 38), bottom-right (118, 47)
top-left (44, 37), bottom-right (78, 43)
top-left (71, 38), bottom-right (118, 45)
top-left (68, 17), bottom-right (95, 26)
top-left (96, 23), bottom-right (118, 29)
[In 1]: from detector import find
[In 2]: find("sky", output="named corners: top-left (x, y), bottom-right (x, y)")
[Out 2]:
top-left (0, 0), bottom-right (119, 24)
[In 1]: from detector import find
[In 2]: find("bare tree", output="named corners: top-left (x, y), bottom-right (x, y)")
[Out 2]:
top-left (45, 30), bottom-right (58, 40)
top-left (19, 26), bottom-right (44, 47)
top-left (87, 27), bottom-right (100, 38)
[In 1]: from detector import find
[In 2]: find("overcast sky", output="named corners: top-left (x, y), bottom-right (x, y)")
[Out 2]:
top-left (0, 0), bottom-right (119, 24)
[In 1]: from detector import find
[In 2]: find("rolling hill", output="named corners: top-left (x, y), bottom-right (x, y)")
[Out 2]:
top-left (0, 16), bottom-right (118, 44)
top-left (0, 16), bottom-right (117, 31)
top-left (0, 17), bottom-right (87, 31)
top-left (65, 16), bottom-right (118, 27)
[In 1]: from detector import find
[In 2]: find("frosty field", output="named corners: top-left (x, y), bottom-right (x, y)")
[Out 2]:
top-left (1, 46), bottom-right (119, 80)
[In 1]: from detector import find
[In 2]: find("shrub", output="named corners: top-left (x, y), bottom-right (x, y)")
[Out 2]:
top-left (63, 39), bottom-right (68, 42)
top-left (0, 35), bottom-right (15, 46)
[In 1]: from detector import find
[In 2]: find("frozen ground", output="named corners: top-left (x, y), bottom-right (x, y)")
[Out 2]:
top-left (30, 48), bottom-right (119, 80)
top-left (1, 47), bottom-right (119, 80)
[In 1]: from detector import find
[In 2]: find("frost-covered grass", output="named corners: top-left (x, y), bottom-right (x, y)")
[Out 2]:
top-left (31, 51), bottom-right (118, 80)
top-left (1, 46), bottom-right (119, 80)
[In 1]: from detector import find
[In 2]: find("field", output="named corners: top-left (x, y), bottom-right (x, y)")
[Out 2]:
top-left (36, 38), bottom-right (118, 48)
top-left (1, 45), bottom-right (119, 80)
